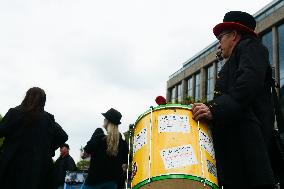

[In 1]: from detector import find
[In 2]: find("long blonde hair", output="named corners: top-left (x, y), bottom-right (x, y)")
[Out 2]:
top-left (106, 122), bottom-right (120, 157)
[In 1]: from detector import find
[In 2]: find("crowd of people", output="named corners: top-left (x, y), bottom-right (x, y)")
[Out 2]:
top-left (0, 87), bottom-right (129, 189)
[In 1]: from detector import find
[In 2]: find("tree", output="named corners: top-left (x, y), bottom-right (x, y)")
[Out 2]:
top-left (76, 160), bottom-right (90, 171)
top-left (76, 146), bottom-right (90, 171)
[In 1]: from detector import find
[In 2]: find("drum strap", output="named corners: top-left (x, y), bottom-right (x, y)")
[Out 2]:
top-left (148, 107), bottom-right (154, 183)
top-left (267, 66), bottom-right (284, 160)
top-left (197, 121), bottom-right (206, 186)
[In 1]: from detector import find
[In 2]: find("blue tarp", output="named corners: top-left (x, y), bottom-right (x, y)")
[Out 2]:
top-left (64, 171), bottom-right (87, 189)
top-left (64, 183), bottom-right (83, 189)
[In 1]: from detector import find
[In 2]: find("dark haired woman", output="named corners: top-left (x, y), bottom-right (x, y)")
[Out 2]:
top-left (0, 87), bottom-right (68, 189)
top-left (80, 108), bottom-right (128, 189)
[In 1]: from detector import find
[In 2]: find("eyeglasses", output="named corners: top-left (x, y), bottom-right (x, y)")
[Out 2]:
top-left (217, 31), bottom-right (233, 42)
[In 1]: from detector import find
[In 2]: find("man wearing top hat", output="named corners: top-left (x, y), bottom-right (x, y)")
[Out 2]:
top-left (192, 11), bottom-right (279, 189)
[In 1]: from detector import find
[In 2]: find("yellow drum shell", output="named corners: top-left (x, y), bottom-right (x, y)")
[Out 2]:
top-left (131, 104), bottom-right (218, 189)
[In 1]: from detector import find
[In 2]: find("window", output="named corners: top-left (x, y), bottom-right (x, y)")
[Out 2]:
top-left (278, 24), bottom-right (284, 117)
top-left (177, 84), bottom-right (182, 103)
top-left (262, 31), bottom-right (273, 64)
top-left (171, 87), bottom-right (176, 103)
top-left (279, 24), bottom-right (284, 87)
top-left (187, 77), bottom-right (193, 98)
top-left (195, 73), bottom-right (200, 101)
top-left (206, 65), bottom-right (215, 101)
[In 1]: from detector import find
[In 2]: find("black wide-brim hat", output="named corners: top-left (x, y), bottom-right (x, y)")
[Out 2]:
top-left (102, 108), bottom-right (122, 125)
top-left (213, 11), bottom-right (257, 38)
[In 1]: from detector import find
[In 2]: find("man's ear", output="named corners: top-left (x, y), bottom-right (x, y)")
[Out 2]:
top-left (232, 30), bottom-right (240, 41)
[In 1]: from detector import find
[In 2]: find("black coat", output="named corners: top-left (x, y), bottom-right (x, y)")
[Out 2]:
top-left (0, 107), bottom-right (68, 189)
top-left (207, 37), bottom-right (276, 188)
top-left (53, 154), bottom-right (77, 187)
top-left (84, 128), bottom-right (128, 185)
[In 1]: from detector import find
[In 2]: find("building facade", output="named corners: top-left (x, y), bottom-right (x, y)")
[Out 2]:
top-left (167, 0), bottom-right (284, 107)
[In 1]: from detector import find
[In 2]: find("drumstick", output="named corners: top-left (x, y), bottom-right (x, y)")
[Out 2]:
top-left (148, 106), bottom-right (154, 183)
top-left (126, 124), bottom-right (133, 189)
top-left (197, 121), bottom-right (206, 186)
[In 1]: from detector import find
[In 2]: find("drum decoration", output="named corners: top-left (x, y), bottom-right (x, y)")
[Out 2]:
top-left (131, 104), bottom-right (219, 189)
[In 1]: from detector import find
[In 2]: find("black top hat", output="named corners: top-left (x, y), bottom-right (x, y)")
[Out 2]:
top-left (213, 11), bottom-right (257, 38)
top-left (102, 108), bottom-right (122, 125)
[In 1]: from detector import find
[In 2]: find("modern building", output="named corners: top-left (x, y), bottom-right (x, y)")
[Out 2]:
top-left (167, 0), bottom-right (284, 106)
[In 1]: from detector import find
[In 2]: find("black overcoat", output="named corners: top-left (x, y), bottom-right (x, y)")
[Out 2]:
top-left (53, 154), bottom-right (77, 187)
top-left (0, 107), bottom-right (68, 189)
top-left (84, 128), bottom-right (128, 186)
top-left (208, 37), bottom-right (276, 188)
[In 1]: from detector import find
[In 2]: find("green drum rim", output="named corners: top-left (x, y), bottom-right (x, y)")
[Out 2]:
top-left (135, 104), bottom-right (192, 126)
top-left (132, 174), bottom-right (219, 189)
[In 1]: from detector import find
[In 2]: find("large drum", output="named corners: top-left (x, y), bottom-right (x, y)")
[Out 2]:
top-left (131, 104), bottom-right (218, 189)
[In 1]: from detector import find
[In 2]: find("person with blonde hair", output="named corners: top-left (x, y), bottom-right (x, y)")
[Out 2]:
top-left (81, 108), bottom-right (128, 189)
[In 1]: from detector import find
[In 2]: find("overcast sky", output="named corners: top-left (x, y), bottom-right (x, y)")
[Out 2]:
top-left (0, 0), bottom-right (273, 162)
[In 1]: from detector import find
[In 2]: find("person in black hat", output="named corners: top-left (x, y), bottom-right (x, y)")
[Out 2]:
top-left (80, 108), bottom-right (128, 189)
top-left (192, 11), bottom-right (279, 189)
top-left (53, 143), bottom-right (77, 189)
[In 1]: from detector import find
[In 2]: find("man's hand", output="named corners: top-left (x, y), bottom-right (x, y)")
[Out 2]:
top-left (192, 103), bottom-right (213, 121)
top-left (81, 152), bottom-right (90, 159)
top-left (122, 164), bottom-right (128, 172)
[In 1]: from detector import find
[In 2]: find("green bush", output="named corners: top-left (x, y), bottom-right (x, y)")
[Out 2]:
top-left (76, 160), bottom-right (90, 171)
